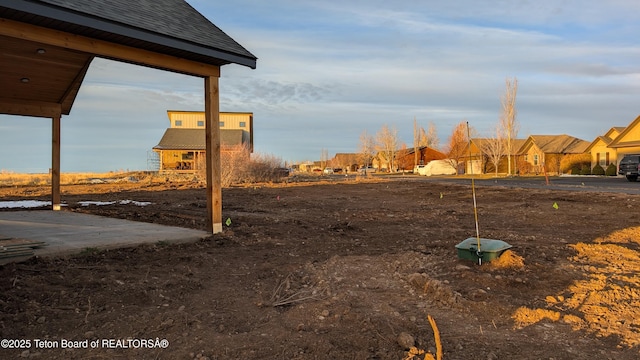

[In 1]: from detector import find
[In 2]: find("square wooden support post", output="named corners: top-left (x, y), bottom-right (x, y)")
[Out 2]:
top-left (52, 115), bottom-right (61, 210)
top-left (205, 75), bottom-right (222, 233)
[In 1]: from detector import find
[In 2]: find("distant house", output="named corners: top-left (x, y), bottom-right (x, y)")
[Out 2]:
top-left (395, 146), bottom-right (447, 171)
top-left (153, 111), bottom-right (253, 172)
top-left (466, 138), bottom-right (526, 175)
top-left (518, 135), bottom-right (589, 175)
top-left (585, 126), bottom-right (626, 170)
top-left (605, 115), bottom-right (640, 165)
top-left (371, 152), bottom-right (390, 171)
top-left (331, 153), bottom-right (360, 172)
top-left (296, 162), bottom-right (318, 173)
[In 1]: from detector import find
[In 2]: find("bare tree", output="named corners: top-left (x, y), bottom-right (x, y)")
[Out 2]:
top-left (375, 124), bottom-right (399, 172)
top-left (414, 119), bottom-right (440, 169)
top-left (481, 126), bottom-right (506, 177)
top-left (500, 77), bottom-right (519, 175)
top-left (201, 143), bottom-right (284, 187)
top-left (445, 121), bottom-right (468, 175)
top-left (358, 130), bottom-right (375, 170)
top-left (420, 121), bottom-right (440, 149)
top-left (320, 148), bottom-right (329, 170)
top-left (216, 143), bottom-right (251, 187)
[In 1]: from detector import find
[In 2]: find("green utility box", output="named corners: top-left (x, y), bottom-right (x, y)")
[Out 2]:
top-left (455, 237), bottom-right (512, 263)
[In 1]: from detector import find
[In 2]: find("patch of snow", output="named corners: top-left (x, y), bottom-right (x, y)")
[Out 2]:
top-left (79, 200), bottom-right (151, 207)
top-left (0, 200), bottom-right (64, 209)
top-left (119, 200), bottom-right (151, 206)
top-left (79, 201), bottom-right (116, 206)
top-left (0, 199), bottom-right (151, 208)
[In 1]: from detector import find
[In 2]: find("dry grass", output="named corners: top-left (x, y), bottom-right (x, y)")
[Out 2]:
top-left (267, 273), bottom-right (328, 307)
top-left (0, 170), bottom-right (132, 186)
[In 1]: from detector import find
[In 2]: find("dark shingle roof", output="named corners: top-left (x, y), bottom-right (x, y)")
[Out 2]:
top-left (0, 0), bottom-right (257, 68)
top-left (153, 128), bottom-right (249, 150)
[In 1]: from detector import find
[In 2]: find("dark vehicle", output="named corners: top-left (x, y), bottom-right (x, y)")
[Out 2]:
top-left (618, 154), bottom-right (640, 181)
top-left (275, 167), bottom-right (291, 177)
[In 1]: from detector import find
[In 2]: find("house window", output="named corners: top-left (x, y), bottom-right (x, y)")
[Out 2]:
top-left (533, 154), bottom-right (539, 166)
top-left (219, 121), bottom-right (224, 127)
top-left (239, 121), bottom-right (246, 128)
top-left (197, 121), bottom-right (204, 127)
top-left (598, 152), bottom-right (609, 166)
top-left (182, 152), bottom-right (194, 160)
top-left (175, 120), bottom-right (182, 127)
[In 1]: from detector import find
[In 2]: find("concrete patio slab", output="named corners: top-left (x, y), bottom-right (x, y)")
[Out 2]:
top-left (0, 210), bottom-right (210, 264)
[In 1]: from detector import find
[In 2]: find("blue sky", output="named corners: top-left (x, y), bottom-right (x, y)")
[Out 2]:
top-left (1, 0), bottom-right (640, 173)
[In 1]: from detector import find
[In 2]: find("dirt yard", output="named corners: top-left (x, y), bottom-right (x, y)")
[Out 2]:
top-left (1, 175), bottom-right (640, 359)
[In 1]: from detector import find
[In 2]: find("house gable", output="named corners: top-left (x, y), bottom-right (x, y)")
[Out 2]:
top-left (607, 127), bottom-right (626, 139)
top-left (518, 137), bottom-right (543, 166)
top-left (516, 137), bottom-right (536, 156)
top-left (608, 115), bottom-right (640, 149)
top-left (468, 139), bottom-right (487, 157)
top-left (586, 135), bottom-right (612, 153)
top-left (585, 126), bottom-right (625, 153)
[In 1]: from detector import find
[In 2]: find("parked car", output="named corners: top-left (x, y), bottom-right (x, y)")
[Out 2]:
top-left (357, 166), bottom-right (376, 174)
top-left (275, 167), bottom-right (291, 177)
top-left (323, 167), bottom-right (334, 174)
top-left (618, 154), bottom-right (640, 181)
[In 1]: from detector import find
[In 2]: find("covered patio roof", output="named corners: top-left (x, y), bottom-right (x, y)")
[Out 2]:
top-left (0, 0), bottom-right (256, 233)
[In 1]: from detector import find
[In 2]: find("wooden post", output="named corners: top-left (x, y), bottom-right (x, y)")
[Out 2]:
top-left (52, 115), bottom-right (61, 210)
top-left (204, 75), bottom-right (222, 233)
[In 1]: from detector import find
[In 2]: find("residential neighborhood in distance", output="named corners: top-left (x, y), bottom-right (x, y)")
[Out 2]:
top-left (152, 111), bottom-right (640, 178)
top-left (294, 114), bottom-right (640, 177)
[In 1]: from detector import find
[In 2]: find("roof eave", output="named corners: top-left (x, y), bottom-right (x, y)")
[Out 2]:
top-left (2, 0), bottom-right (257, 69)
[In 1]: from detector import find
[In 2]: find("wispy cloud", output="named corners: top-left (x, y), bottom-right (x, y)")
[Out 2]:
top-left (2, 1), bottom-right (640, 171)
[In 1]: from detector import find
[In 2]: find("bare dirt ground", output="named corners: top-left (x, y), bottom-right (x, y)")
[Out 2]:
top-left (1, 175), bottom-right (640, 359)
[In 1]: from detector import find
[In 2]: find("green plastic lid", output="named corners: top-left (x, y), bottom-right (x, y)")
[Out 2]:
top-left (455, 238), bottom-right (512, 253)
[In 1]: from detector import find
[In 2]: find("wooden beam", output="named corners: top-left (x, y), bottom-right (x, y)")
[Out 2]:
top-left (205, 75), bottom-right (222, 234)
top-left (0, 99), bottom-right (61, 118)
top-left (0, 18), bottom-right (220, 77)
top-left (52, 115), bottom-right (61, 211)
top-left (60, 57), bottom-right (94, 114)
